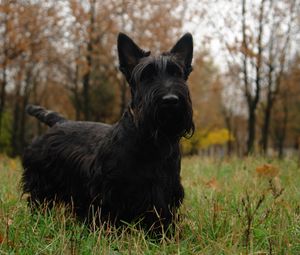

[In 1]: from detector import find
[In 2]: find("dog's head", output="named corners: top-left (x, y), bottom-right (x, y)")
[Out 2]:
top-left (118, 33), bottom-right (194, 140)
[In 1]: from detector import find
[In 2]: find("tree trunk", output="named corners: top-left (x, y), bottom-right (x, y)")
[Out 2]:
top-left (0, 14), bottom-right (8, 136)
top-left (278, 99), bottom-right (288, 158)
top-left (242, 0), bottom-right (252, 155)
top-left (83, 52), bottom-right (91, 120)
top-left (260, 0), bottom-right (294, 155)
top-left (260, 34), bottom-right (274, 155)
top-left (0, 72), bottom-right (6, 136)
top-left (74, 60), bottom-right (81, 120)
top-left (82, 0), bottom-right (96, 121)
top-left (226, 130), bottom-right (233, 157)
top-left (20, 95), bottom-right (29, 152)
top-left (19, 71), bottom-right (31, 152)
top-left (11, 84), bottom-right (21, 156)
top-left (223, 108), bottom-right (233, 156)
top-left (31, 76), bottom-right (43, 135)
top-left (261, 99), bottom-right (273, 154)
top-left (0, 42), bottom-right (8, 137)
top-left (242, 0), bottom-right (265, 155)
top-left (247, 104), bottom-right (256, 155)
top-left (82, 70), bottom-right (91, 120)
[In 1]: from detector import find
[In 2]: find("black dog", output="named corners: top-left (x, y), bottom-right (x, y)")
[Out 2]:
top-left (22, 33), bottom-right (194, 233)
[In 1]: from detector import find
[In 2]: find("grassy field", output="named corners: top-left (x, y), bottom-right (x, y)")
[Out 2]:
top-left (0, 155), bottom-right (300, 254)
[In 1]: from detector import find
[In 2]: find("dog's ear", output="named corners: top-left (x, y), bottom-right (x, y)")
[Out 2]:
top-left (170, 33), bottom-right (193, 79)
top-left (118, 33), bottom-right (150, 82)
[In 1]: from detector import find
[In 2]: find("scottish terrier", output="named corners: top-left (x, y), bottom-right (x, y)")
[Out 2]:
top-left (22, 33), bottom-right (194, 233)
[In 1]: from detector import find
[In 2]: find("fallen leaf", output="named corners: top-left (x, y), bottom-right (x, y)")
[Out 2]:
top-left (205, 177), bottom-right (219, 191)
top-left (255, 164), bottom-right (279, 178)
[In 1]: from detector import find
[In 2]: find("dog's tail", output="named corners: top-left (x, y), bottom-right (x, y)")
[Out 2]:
top-left (26, 104), bottom-right (67, 127)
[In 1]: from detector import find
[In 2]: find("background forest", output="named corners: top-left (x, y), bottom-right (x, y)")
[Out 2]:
top-left (0, 0), bottom-right (299, 157)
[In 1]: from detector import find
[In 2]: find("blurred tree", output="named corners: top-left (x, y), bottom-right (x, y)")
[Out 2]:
top-left (0, 2), bottom-right (25, 143)
top-left (0, 0), bottom-right (64, 154)
top-left (0, 0), bottom-right (191, 155)
top-left (184, 51), bottom-right (234, 155)
top-left (240, 0), bottom-right (265, 154)
top-left (197, 0), bottom-right (300, 156)
top-left (189, 53), bottom-right (223, 129)
top-left (0, 110), bottom-right (12, 154)
top-left (68, 0), bottom-right (118, 121)
top-left (271, 54), bottom-right (300, 157)
top-left (67, 0), bottom-right (186, 122)
top-left (259, 0), bottom-right (299, 155)
top-left (3, 0), bottom-right (298, 158)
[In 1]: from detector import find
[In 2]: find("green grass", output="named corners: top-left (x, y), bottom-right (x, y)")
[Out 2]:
top-left (1, 155), bottom-right (300, 254)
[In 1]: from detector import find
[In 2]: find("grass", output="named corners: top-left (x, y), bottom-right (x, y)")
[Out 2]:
top-left (0, 155), bottom-right (300, 254)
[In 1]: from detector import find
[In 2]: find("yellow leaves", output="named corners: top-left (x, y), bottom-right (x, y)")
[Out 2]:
top-left (181, 131), bottom-right (201, 155)
top-left (181, 128), bottom-right (234, 155)
top-left (201, 128), bottom-right (234, 148)
top-left (255, 164), bottom-right (279, 178)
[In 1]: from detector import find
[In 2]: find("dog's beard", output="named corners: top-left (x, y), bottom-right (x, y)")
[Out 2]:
top-left (156, 105), bottom-right (193, 137)
top-left (136, 95), bottom-right (194, 141)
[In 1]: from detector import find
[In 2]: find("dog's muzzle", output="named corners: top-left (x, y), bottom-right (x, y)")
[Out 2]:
top-left (156, 93), bottom-right (186, 131)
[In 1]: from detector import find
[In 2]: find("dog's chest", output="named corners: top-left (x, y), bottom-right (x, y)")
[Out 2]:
top-left (103, 155), bottom-right (178, 204)
top-left (119, 150), bottom-right (177, 181)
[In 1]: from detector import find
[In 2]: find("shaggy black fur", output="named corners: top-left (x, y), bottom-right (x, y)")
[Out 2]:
top-left (22, 33), bottom-right (194, 233)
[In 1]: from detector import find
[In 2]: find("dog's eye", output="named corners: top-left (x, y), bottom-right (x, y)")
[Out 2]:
top-left (140, 64), bottom-right (156, 82)
top-left (166, 64), bottom-right (183, 77)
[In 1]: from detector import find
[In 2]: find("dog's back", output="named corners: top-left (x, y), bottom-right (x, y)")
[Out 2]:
top-left (22, 109), bottom-right (112, 216)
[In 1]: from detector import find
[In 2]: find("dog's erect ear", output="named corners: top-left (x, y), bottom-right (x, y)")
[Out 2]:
top-left (118, 33), bottom-right (150, 82)
top-left (170, 33), bottom-right (193, 79)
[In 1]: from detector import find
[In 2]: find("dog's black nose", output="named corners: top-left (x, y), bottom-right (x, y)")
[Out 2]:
top-left (162, 94), bottom-right (179, 106)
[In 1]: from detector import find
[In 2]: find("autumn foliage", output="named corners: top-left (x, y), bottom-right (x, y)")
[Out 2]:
top-left (0, 0), bottom-right (299, 157)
